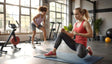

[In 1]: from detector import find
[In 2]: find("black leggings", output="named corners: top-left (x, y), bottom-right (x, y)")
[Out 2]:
top-left (54, 32), bottom-right (88, 58)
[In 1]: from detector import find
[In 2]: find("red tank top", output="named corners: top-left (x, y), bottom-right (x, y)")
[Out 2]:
top-left (73, 20), bottom-right (87, 47)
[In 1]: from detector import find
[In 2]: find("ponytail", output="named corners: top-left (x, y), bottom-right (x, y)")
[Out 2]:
top-left (82, 9), bottom-right (89, 20)
top-left (75, 8), bottom-right (90, 21)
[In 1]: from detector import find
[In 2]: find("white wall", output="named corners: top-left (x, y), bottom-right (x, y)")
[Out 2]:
top-left (97, 0), bottom-right (112, 9)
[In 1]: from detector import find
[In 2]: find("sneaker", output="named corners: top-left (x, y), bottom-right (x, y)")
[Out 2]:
top-left (44, 51), bottom-right (56, 57)
top-left (33, 46), bottom-right (36, 49)
top-left (43, 41), bottom-right (49, 44)
top-left (42, 41), bottom-right (49, 48)
top-left (31, 43), bottom-right (36, 49)
top-left (87, 46), bottom-right (93, 56)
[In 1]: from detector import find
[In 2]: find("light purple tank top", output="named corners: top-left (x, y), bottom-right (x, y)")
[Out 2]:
top-left (33, 14), bottom-right (45, 25)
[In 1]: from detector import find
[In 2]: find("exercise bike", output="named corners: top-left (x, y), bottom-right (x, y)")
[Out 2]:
top-left (49, 22), bottom-right (62, 40)
top-left (0, 20), bottom-right (21, 55)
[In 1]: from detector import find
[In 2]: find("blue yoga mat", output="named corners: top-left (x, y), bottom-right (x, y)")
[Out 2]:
top-left (34, 52), bottom-right (103, 64)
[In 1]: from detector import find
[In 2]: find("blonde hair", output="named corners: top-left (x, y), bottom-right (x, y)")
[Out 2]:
top-left (75, 8), bottom-right (90, 21)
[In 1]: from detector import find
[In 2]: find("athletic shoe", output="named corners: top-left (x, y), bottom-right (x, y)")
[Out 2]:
top-left (87, 46), bottom-right (93, 56)
top-left (44, 51), bottom-right (56, 57)
top-left (43, 41), bottom-right (49, 44)
top-left (31, 43), bottom-right (36, 49)
top-left (42, 41), bottom-right (49, 48)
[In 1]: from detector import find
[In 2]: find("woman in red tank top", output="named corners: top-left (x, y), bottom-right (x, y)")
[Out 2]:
top-left (44, 8), bottom-right (93, 58)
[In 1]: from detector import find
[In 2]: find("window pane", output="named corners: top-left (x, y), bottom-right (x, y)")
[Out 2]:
top-left (6, 0), bottom-right (19, 5)
top-left (56, 19), bottom-right (61, 22)
top-left (0, 4), bottom-right (3, 12)
top-left (57, 0), bottom-right (66, 4)
top-left (0, 0), bottom-right (4, 2)
top-left (49, 12), bottom-right (55, 29)
top-left (21, 0), bottom-right (30, 6)
top-left (6, 5), bottom-right (19, 21)
top-left (62, 14), bottom-right (66, 26)
top-left (31, 0), bottom-right (39, 7)
top-left (0, 14), bottom-right (4, 33)
top-left (56, 13), bottom-right (61, 19)
top-left (50, 2), bottom-right (55, 11)
top-left (62, 5), bottom-right (66, 13)
top-left (50, 12), bottom-right (55, 22)
top-left (6, 5), bottom-right (19, 31)
top-left (21, 16), bottom-right (30, 33)
top-left (21, 8), bottom-right (29, 15)
top-left (31, 9), bottom-right (39, 20)
top-left (6, 5), bottom-right (19, 15)
top-left (56, 3), bottom-right (61, 12)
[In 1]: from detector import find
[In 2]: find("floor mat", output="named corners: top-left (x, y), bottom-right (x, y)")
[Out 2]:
top-left (34, 52), bottom-right (103, 64)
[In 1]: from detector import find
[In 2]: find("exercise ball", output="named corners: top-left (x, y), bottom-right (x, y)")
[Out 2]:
top-left (105, 37), bottom-right (111, 43)
top-left (106, 28), bottom-right (112, 38)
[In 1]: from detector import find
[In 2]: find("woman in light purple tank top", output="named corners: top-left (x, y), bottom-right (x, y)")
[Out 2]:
top-left (31, 6), bottom-right (48, 48)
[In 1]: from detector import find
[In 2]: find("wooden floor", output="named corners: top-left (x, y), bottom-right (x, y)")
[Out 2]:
top-left (0, 40), bottom-right (112, 64)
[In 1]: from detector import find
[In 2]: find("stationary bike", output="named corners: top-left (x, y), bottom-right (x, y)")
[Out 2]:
top-left (0, 21), bottom-right (21, 55)
top-left (49, 22), bottom-right (62, 40)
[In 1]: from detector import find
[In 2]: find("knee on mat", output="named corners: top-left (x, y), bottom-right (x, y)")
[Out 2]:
top-left (77, 54), bottom-right (86, 58)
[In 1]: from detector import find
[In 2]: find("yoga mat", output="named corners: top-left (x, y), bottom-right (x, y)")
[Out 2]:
top-left (34, 52), bottom-right (103, 64)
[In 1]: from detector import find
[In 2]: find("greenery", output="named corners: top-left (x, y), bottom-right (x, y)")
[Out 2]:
top-left (94, 18), bottom-right (103, 34)
top-left (64, 24), bottom-right (73, 32)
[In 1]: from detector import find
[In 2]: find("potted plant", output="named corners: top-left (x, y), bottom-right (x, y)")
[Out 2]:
top-left (94, 18), bottom-right (103, 40)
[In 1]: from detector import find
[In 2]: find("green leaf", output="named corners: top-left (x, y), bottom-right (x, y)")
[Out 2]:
top-left (68, 24), bottom-right (73, 31)
top-left (64, 24), bottom-right (73, 32)
top-left (64, 26), bottom-right (68, 31)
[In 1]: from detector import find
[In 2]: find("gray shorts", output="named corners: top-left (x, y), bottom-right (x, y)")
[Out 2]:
top-left (31, 23), bottom-right (43, 31)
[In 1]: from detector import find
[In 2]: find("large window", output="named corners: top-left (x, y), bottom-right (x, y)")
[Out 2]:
top-left (49, 0), bottom-right (69, 31)
top-left (0, 0), bottom-right (42, 34)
